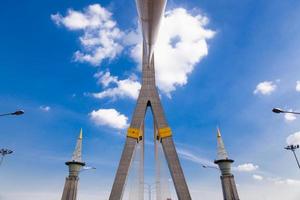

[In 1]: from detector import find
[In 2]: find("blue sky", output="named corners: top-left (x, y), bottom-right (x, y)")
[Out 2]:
top-left (1, 0), bottom-right (300, 199)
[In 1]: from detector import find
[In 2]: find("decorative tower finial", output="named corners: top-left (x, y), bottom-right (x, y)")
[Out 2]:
top-left (217, 127), bottom-right (229, 160)
top-left (71, 128), bottom-right (83, 162)
top-left (61, 129), bottom-right (85, 200)
top-left (214, 127), bottom-right (240, 200)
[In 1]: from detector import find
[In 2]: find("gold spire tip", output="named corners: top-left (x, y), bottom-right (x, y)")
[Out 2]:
top-left (217, 127), bottom-right (221, 138)
top-left (79, 128), bottom-right (83, 139)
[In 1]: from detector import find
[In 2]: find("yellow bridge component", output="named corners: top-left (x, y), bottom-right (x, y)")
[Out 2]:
top-left (127, 128), bottom-right (141, 139)
top-left (158, 127), bottom-right (172, 138)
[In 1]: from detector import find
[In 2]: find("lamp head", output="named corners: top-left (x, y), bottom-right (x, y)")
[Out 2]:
top-left (0, 148), bottom-right (13, 156)
top-left (12, 110), bottom-right (24, 116)
top-left (272, 108), bottom-right (284, 113)
top-left (285, 145), bottom-right (300, 150)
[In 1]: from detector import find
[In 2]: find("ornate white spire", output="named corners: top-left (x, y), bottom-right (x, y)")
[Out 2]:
top-left (217, 127), bottom-right (229, 160)
top-left (71, 128), bottom-right (83, 162)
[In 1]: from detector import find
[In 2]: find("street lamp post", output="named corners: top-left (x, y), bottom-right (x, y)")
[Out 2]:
top-left (143, 182), bottom-right (173, 200)
top-left (0, 110), bottom-right (24, 166)
top-left (146, 183), bottom-right (151, 200)
top-left (272, 108), bottom-right (300, 115)
top-left (144, 183), bottom-right (155, 200)
top-left (0, 110), bottom-right (25, 117)
top-left (285, 145), bottom-right (300, 169)
top-left (0, 148), bottom-right (13, 166)
top-left (272, 107), bottom-right (300, 169)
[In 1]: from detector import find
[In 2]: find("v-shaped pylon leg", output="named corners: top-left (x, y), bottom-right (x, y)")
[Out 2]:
top-left (154, 122), bottom-right (162, 200)
top-left (138, 121), bottom-right (145, 200)
top-left (109, 91), bottom-right (148, 200)
top-left (161, 137), bottom-right (191, 200)
top-left (109, 5), bottom-right (191, 195)
top-left (152, 95), bottom-right (192, 200)
top-left (109, 79), bottom-right (191, 200)
top-left (109, 137), bottom-right (138, 200)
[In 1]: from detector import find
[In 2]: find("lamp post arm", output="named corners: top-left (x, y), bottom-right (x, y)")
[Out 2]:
top-left (283, 111), bottom-right (300, 115)
top-left (202, 164), bottom-right (219, 170)
top-left (79, 166), bottom-right (96, 173)
top-left (0, 110), bottom-right (24, 117)
top-left (0, 113), bottom-right (11, 117)
top-left (272, 108), bottom-right (300, 115)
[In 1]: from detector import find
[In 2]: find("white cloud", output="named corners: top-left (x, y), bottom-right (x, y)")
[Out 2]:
top-left (53, 5), bottom-right (215, 96)
top-left (284, 112), bottom-right (297, 122)
top-left (129, 8), bottom-right (215, 95)
top-left (89, 108), bottom-right (128, 129)
top-left (236, 182), bottom-right (300, 200)
top-left (286, 131), bottom-right (300, 145)
top-left (94, 71), bottom-right (118, 87)
top-left (274, 178), bottom-right (300, 186)
top-left (254, 81), bottom-right (277, 95)
top-left (296, 81), bottom-right (300, 92)
top-left (253, 174), bottom-right (263, 181)
top-left (51, 4), bottom-right (123, 66)
top-left (235, 163), bottom-right (259, 172)
top-left (92, 72), bottom-right (141, 100)
top-left (39, 105), bottom-right (51, 112)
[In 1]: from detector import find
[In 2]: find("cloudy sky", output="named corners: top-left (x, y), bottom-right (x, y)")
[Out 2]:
top-left (1, 0), bottom-right (300, 199)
